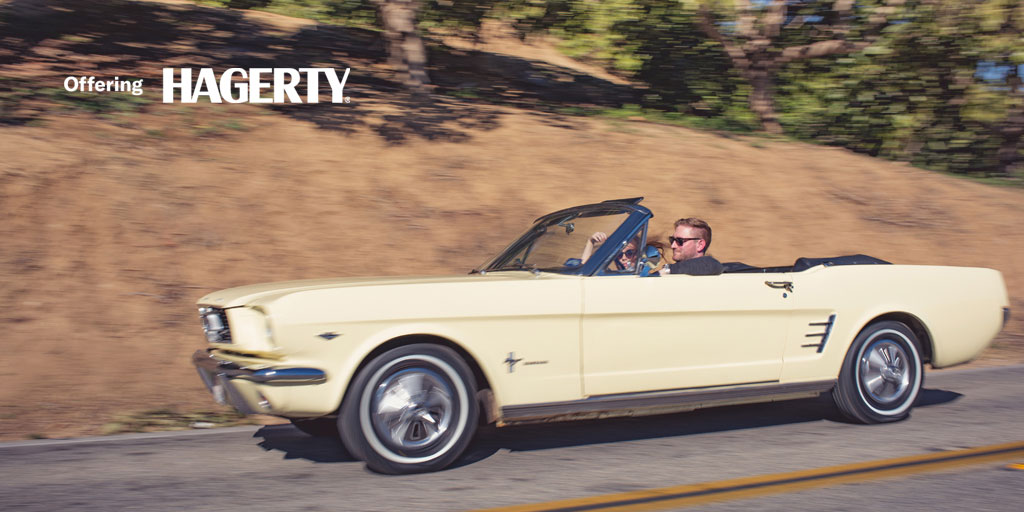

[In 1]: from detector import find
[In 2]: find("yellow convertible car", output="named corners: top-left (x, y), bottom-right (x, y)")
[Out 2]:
top-left (192, 198), bottom-right (1010, 473)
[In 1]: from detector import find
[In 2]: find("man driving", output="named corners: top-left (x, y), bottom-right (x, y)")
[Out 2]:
top-left (662, 217), bottom-right (723, 276)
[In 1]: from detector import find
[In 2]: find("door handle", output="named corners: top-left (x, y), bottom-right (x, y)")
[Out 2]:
top-left (765, 281), bottom-right (794, 292)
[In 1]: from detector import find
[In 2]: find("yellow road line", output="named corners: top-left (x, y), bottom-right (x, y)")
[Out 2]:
top-left (473, 440), bottom-right (1024, 512)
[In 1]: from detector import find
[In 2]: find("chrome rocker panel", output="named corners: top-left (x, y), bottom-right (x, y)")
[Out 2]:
top-left (500, 380), bottom-right (837, 425)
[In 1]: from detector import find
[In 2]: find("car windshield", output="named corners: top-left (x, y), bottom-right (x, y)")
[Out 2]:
top-left (476, 208), bottom-right (634, 274)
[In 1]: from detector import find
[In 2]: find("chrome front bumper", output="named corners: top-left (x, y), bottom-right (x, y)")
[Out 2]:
top-left (191, 350), bottom-right (326, 414)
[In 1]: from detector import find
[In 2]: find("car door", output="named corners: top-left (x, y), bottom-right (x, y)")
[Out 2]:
top-left (778, 264), bottom-right (863, 383)
top-left (581, 272), bottom-right (793, 397)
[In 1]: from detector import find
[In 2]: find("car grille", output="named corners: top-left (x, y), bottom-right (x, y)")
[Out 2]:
top-left (199, 307), bottom-right (232, 343)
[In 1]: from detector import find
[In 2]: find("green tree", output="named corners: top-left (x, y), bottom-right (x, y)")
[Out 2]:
top-left (502, 1), bottom-right (751, 127)
top-left (776, 0), bottom-right (1022, 175)
top-left (976, 0), bottom-right (1023, 175)
top-left (695, 0), bottom-right (905, 133)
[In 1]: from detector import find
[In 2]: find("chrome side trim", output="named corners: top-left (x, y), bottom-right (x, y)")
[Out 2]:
top-left (500, 380), bottom-right (836, 423)
top-left (240, 368), bottom-right (327, 384)
top-left (191, 350), bottom-right (326, 384)
top-left (802, 314), bottom-right (837, 353)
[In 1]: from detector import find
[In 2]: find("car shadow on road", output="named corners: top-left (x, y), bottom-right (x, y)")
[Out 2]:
top-left (249, 388), bottom-right (961, 470)
top-left (253, 424), bottom-right (357, 464)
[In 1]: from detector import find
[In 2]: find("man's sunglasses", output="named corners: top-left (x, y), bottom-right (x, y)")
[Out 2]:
top-left (668, 237), bottom-right (701, 246)
top-left (620, 249), bottom-right (637, 258)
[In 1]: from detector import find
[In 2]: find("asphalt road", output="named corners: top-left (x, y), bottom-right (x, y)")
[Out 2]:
top-left (2, 365), bottom-right (1022, 512)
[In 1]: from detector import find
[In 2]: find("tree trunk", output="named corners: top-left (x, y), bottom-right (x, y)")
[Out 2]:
top-left (995, 112), bottom-right (1023, 176)
top-left (698, 1), bottom-right (898, 135)
top-left (378, 0), bottom-right (429, 93)
top-left (747, 66), bottom-right (782, 134)
top-left (995, 70), bottom-right (1023, 176)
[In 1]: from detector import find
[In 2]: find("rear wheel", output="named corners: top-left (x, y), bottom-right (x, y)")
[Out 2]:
top-left (339, 344), bottom-right (478, 474)
top-left (833, 321), bottom-right (923, 424)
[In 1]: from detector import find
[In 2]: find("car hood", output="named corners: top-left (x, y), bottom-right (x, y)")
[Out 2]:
top-left (197, 273), bottom-right (545, 309)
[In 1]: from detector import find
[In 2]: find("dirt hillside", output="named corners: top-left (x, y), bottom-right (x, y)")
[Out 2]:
top-left (1, 0), bottom-right (1022, 440)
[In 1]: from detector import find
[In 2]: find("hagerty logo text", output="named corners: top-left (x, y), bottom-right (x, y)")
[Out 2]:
top-left (63, 68), bottom-right (351, 104)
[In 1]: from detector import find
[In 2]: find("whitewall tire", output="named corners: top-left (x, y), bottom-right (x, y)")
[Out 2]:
top-left (834, 321), bottom-right (923, 424)
top-left (339, 344), bottom-right (479, 474)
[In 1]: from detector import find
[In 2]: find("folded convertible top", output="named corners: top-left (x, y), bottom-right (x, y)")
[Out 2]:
top-left (722, 254), bottom-right (891, 274)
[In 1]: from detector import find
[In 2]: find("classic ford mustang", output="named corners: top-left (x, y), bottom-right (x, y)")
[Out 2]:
top-left (192, 198), bottom-right (1010, 473)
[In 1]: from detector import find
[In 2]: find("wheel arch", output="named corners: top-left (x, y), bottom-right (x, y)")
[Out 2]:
top-left (861, 312), bottom-right (934, 365)
top-left (346, 334), bottom-right (497, 423)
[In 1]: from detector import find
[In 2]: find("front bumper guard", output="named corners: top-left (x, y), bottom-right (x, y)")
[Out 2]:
top-left (192, 350), bottom-right (326, 414)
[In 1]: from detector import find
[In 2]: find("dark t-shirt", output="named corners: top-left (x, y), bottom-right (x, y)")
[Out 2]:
top-left (668, 255), bottom-right (724, 276)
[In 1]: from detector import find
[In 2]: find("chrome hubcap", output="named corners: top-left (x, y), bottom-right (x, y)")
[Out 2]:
top-left (371, 368), bottom-right (453, 451)
top-left (859, 340), bottom-right (911, 404)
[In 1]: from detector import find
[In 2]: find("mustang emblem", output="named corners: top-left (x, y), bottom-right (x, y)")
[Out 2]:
top-left (504, 352), bottom-right (524, 373)
top-left (318, 332), bottom-right (341, 340)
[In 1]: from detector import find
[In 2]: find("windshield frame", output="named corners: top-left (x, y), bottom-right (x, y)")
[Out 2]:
top-left (474, 199), bottom-right (653, 276)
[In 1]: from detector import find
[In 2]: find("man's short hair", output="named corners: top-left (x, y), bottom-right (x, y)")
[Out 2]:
top-left (674, 217), bottom-right (712, 252)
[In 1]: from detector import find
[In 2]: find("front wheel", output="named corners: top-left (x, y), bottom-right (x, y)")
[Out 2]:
top-left (339, 344), bottom-right (479, 474)
top-left (833, 321), bottom-right (924, 424)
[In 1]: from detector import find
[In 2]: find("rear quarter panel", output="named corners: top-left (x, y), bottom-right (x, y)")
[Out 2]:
top-left (783, 265), bottom-right (1008, 383)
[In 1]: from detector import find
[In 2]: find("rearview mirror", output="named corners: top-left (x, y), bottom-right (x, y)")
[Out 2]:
top-left (644, 245), bottom-right (661, 264)
top-left (639, 245), bottom-right (662, 277)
